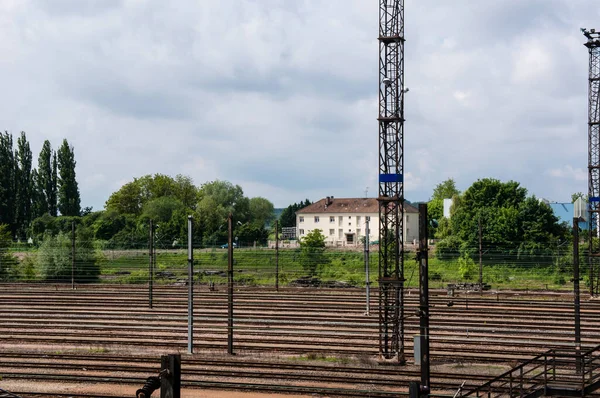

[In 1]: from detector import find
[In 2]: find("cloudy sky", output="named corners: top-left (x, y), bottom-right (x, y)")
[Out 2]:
top-left (0, 0), bottom-right (598, 210)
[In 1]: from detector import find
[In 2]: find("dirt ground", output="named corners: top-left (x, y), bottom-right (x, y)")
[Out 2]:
top-left (1, 380), bottom-right (313, 398)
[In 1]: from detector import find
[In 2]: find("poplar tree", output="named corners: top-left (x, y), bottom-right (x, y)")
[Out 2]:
top-left (50, 151), bottom-right (57, 216)
top-left (0, 132), bottom-right (16, 235)
top-left (15, 132), bottom-right (32, 238)
top-left (57, 139), bottom-right (80, 216)
top-left (31, 168), bottom-right (44, 219)
top-left (37, 141), bottom-right (52, 216)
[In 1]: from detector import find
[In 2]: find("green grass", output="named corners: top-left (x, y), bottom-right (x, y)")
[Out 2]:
top-left (6, 245), bottom-right (579, 291)
top-left (291, 353), bottom-right (354, 364)
top-left (95, 248), bottom-right (577, 290)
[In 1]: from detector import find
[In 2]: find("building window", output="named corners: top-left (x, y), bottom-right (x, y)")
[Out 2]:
top-left (330, 216), bottom-right (335, 223)
top-left (406, 215), bottom-right (409, 222)
top-left (299, 229), bottom-right (305, 235)
top-left (329, 229), bottom-right (334, 236)
top-left (348, 216), bottom-right (351, 219)
top-left (314, 216), bottom-right (320, 223)
top-left (299, 216), bottom-right (304, 223)
top-left (366, 216), bottom-right (370, 222)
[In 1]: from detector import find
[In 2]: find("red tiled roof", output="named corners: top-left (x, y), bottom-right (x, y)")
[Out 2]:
top-left (296, 197), bottom-right (418, 214)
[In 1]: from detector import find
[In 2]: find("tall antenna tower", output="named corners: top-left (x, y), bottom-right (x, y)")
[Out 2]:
top-left (584, 28), bottom-right (600, 296)
top-left (377, 0), bottom-right (406, 363)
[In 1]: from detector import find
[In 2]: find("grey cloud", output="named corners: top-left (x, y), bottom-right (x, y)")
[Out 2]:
top-left (33, 0), bottom-right (123, 16)
top-left (0, 0), bottom-right (596, 209)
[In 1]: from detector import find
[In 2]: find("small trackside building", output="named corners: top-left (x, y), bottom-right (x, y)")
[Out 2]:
top-left (295, 197), bottom-right (419, 247)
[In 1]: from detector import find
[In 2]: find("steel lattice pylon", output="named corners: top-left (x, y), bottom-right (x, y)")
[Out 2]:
top-left (377, 0), bottom-right (405, 363)
top-left (584, 28), bottom-right (600, 296)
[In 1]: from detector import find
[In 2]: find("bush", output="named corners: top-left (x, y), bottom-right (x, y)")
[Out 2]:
top-left (299, 230), bottom-right (329, 276)
top-left (124, 270), bottom-right (148, 284)
top-left (553, 273), bottom-right (567, 286)
top-left (37, 228), bottom-right (100, 282)
top-left (0, 224), bottom-right (18, 281)
top-left (435, 236), bottom-right (461, 260)
top-left (458, 256), bottom-right (477, 280)
top-left (15, 254), bottom-right (37, 281)
top-left (429, 271), bottom-right (442, 281)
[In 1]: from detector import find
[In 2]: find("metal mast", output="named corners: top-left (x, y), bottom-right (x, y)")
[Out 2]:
top-left (378, 0), bottom-right (405, 363)
top-left (584, 28), bottom-right (600, 296)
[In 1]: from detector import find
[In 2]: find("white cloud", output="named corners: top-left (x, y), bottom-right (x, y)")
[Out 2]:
top-left (548, 165), bottom-right (587, 182)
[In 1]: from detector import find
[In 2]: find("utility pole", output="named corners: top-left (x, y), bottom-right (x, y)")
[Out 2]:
top-left (377, 0), bottom-right (406, 364)
top-left (160, 354), bottom-right (181, 398)
top-left (583, 28), bottom-right (600, 296)
top-left (365, 218), bottom-right (371, 316)
top-left (573, 217), bottom-right (582, 373)
top-left (478, 216), bottom-right (483, 290)
top-left (71, 221), bottom-right (75, 289)
top-left (187, 216), bottom-right (194, 354)
top-left (149, 220), bottom-right (154, 309)
top-left (227, 213), bottom-right (234, 355)
top-left (275, 220), bottom-right (279, 292)
top-left (418, 204), bottom-right (430, 396)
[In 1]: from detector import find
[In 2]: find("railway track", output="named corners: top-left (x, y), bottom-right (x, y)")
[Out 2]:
top-left (0, 284), bottom-right (597, 396)
top-left (0, 351), bottom-right (492, 397)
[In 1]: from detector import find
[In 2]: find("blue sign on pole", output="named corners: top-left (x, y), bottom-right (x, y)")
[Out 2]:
top-left (379, 173), bottom-right (403, 183)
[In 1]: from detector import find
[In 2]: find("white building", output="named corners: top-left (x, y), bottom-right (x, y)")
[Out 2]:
top-left (296, 197), bottom-right (419, 246)
top-left (443, 198), bottom-right (453, 218)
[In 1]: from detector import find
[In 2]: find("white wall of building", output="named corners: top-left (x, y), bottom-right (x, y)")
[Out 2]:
top-left (443, 198), bottom-right (453, 218)
top-left (296, 211), bottom-right (419, 246)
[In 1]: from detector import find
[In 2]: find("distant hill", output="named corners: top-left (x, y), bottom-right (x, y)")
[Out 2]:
top-left (273, 208), bottom-right (284, 219)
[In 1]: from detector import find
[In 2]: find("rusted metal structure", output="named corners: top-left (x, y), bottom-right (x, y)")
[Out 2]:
top-left (377, 0), bottom-right (406, 362)
top-left (584, 28), bottom-right (600, 296)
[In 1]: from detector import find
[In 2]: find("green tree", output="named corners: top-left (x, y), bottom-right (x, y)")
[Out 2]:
top-left (249, 197), bottom-right (275, 227)
top-left (51, 151), bottom-right (58, 216)
top-left (139, 196), bottom-right (188, 244)
top-left (105, 180), bottom-right (143, 215)
top-left (92, 210), bottom-right (128, 241)
top-left (299, 229), bottom-right (329, 276)
top-left (15, 132), bottom-right (33, 239)
top-left (197, 180), bottom-right (250, 244)
top-left (0, 224), bottom-right (18, 280)
top-left (279, 199), bottom-right (312, 228)
top-left (442, 178), bottom-right (566, 260)
top-left (0, 133), bottom-right (15, 234)
top-left (57, 139), bottom-right (81, 216)
top-left (31, 169), bottom-right (45, 219)
top-left (173, 174), bottom-right (199, 209)
top-left (428, 179), bottom-right (460, 238)
top-left (31, 213), bottom-right (57, 240)
top-left (37, 140), bottom-right (57, 217)
top-left (432, 178), bottom-right (460, 200)
top-left (427, 198), bottom-right (443, 238)
top-left (235, 223), bottom-right (269, 246)
top-left (105, 174), bottom-right (199, 217)
top-left (572, 192), bottom-right (586, 203)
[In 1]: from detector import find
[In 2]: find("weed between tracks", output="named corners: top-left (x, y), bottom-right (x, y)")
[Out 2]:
top-left (88, 346), bottom-right (110, 354)
top-left (290, 353), bottom-right (376, 367)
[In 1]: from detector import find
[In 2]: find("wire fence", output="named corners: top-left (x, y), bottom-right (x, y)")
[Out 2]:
top-left (0, 237), bottom-right (586, 290)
